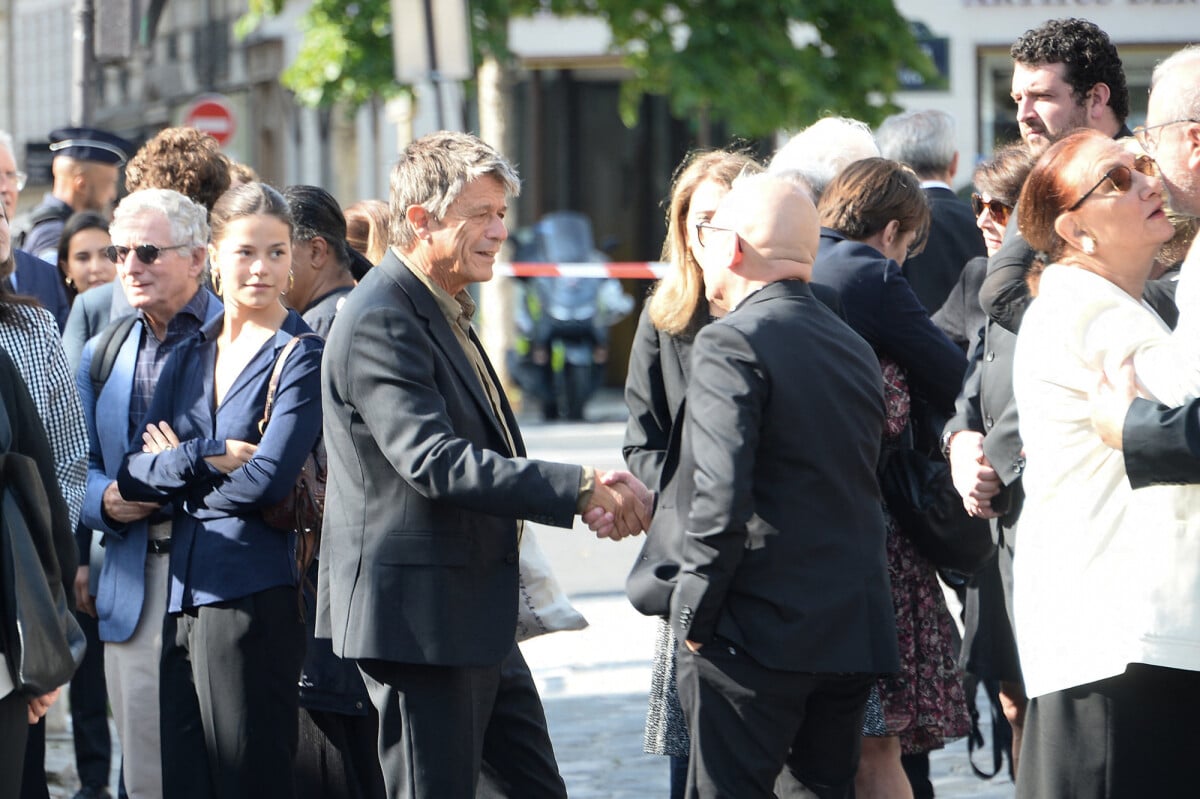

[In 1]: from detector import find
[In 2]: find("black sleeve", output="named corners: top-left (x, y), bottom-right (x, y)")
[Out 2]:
top-left (978, 218), bottom-right (1036, 334)
top-left (0, 350), bottom-right (78, 602)
top-left (1123, 397), bottom-right (1200, 488)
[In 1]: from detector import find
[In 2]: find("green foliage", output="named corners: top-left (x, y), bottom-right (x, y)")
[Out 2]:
top-left (579, 0), bottom-right (936, 137)
top-left (241, 0), bottom-right (934, 134)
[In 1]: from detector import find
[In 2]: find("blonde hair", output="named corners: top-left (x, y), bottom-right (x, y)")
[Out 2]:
top-left (648, 150), bottom-right (760, 336)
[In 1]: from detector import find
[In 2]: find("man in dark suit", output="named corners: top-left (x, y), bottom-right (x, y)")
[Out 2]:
top-left (877, 109), bottom-right (986, 314)
top-left (317, 131), bottom-right (650, 799)
top-left (667, 173), bottom-right (898, 799)
top-left (0, 132), bottom-right (70, 331)
top-left (943, 17), bottom-right (1132, 787)
top-left (1095, 46), bottom-right (1200, 482)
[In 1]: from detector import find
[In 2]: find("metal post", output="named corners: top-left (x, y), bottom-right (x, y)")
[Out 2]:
top-left (421, 0), bottom-right (444, 129)
top-left (71, 0), bottom-right (95, 125)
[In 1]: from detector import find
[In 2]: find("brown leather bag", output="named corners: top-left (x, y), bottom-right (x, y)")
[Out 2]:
top-left (257, 333), bottom-right (326, 579)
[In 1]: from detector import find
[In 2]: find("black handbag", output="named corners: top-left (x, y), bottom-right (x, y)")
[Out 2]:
top-left (878, 401), bottom-right (995, 575)
top-left (0, 451), bottom-right (87, 695)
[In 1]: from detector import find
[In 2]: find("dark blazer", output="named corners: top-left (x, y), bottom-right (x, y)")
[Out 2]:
top-left (933, 255), bottom-right (987, 356)
top-left (12, 249), bottom-right (70, 332)
top-left (669, 280), bottom-right (898, 674)
top-left (812, 228), bottom-right (966, 411)
top-left (902, 186), bottom-right (986, 314)
top-left (316, 251), bottom-right (583, 668)
top-left (117, 310), bottom-right (323, 613)
top-left (0, 348), bottom-right (77, 605)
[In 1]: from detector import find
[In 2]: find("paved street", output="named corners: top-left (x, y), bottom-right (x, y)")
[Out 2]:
top-left (44, 395), bottom-right (1015, 797)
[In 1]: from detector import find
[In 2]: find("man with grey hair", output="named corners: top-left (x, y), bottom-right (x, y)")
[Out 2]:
top-left (768, 116), bottom-right (879, 201)
top-left (0, 130), bottom-right (70, 329)
top-left (1097, 46), bottom-right (1200, 486)
top-left (877, 109), bottom-right (986, 313)
top-left (76, 188), bottom-right (220, 799)
top-left (318, 130), bottom-right (651, 798)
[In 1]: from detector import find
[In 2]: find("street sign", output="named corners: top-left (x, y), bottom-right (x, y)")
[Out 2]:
top-left (182, 95), bottom-right (236, 147)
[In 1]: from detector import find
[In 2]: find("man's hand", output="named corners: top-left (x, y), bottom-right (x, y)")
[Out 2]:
top-left (27, 688), bottom-right (60, 723)
top-left (1091, 359), bottom-right (1138, 451)
top-left (102, 481), bottom-right (161, 524)
top-left (74, 566), bottom-right (95, 617)
top-left (584, 470), bottom-right (652, 540)
top-left (684, 640), bottom-right (703, 653)
top-left (204, 440), bottom-right (257, 474)
top-left (947, 430), bottom-right (1001, 519)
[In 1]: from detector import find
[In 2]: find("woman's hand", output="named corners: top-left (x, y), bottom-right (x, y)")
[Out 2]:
top-left (142, 421), bottom-right (181, 453)
top-left (27, 688), bottom-right (60, 723)
top-left (204, 440), bottom-right (258, 474)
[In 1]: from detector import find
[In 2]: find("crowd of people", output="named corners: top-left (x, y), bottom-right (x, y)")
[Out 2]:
top-left (2, 14), bottom-right (1200, 799)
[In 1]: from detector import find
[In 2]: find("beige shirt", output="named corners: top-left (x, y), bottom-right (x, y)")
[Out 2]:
top-left (401, 260), bottom-right (594, 512)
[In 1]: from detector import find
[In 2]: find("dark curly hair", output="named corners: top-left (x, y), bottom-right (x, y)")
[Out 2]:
top-left (125, 127), bottom-right (232, 213)
top-left (1011, 18), bottom-right (1129, 123)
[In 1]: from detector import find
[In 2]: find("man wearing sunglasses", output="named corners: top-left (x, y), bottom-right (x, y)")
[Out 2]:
top-left (75, 189), bottom-right (222, 799)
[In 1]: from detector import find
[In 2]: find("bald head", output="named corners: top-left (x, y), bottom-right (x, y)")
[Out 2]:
top-left (700, 174), bottom-right (819, 310)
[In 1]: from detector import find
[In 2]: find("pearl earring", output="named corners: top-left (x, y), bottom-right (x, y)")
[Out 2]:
top-left (1081, 236), bottom-right (1096, 255)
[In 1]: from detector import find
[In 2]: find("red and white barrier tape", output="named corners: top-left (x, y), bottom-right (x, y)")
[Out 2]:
top-left (493, 262), bottom-right (668, 279)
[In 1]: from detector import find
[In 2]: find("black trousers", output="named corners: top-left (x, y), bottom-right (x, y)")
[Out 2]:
top-left (70, 610), bottom-right (112, 788)
top-left (358, 642), bottom-right (566, 799)
top-left (1, 690), bottom-right (29, 799)
top-left (161, 586), bottom-right (305, 799)
top-left (1018, 663), bottom-right (1200, 798)
top-left (676, 640), bottom-right (873, 799)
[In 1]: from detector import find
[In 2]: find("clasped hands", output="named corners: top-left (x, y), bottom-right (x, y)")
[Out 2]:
top-left (581, 470), bottom-right (653, 541)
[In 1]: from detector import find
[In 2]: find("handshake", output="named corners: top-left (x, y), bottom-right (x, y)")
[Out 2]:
top-left (581, 470), bottom-right (654, 541)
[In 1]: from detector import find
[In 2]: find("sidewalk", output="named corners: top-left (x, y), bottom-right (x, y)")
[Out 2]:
top-left (523, 594), bottom-right (1016, 799)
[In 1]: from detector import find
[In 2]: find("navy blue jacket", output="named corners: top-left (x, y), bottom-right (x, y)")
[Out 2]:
top-left (117, 310), bottom-right (323, 612)
top-left (12, 249), bottom-right (70, 331)
top-left (812, 228), bottom-right (966, 412)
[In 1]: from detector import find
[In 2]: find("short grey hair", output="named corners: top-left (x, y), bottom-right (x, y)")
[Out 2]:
top-left (1151, 45), bottom-right (1200, 121)
top-left (768, 117), bottom-right (879, 201)
top-left (875, 110), bottom-right (956, 179)
top-left (111, 188), bottom-right (210, 249)
top-left (0, 131), bottom-right (15, 162)
top-left (389, 131), bottom-right (520, 250)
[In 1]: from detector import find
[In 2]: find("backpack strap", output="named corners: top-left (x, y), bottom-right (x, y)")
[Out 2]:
top-left (88, 314), bottom-right (139, 396)
top-left (258, 333), bottom-right (321, 436)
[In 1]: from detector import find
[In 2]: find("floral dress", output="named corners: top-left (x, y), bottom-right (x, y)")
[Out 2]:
top-left (870, 357), bottom-right (971, 755)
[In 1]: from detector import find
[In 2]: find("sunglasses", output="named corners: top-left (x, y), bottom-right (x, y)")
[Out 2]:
top-left (970, 194), bottom-right (1012, 226)
top-left (1067, 155), bottom-right (1157, 212)
top-left (104, 242), bottom-right (192, 265)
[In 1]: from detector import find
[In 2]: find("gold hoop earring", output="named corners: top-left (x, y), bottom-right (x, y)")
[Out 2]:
top-left (211, 269), bottom-right (222, 296)
top-left (283, 270), bottom-right (294, 295)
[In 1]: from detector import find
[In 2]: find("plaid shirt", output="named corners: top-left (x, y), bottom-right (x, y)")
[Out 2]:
top-left (129, 289), bottom-right (210, 441)
top-left (0, 302), bottom-right (88, 529)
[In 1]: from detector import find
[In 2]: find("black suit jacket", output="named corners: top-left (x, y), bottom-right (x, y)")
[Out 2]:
top-left (812, 228), bottom-right (966, 411)
top-left (316, 252), bottom-right (583, 668)
top-left (668, 281), bottom-right (898, 674)
top-left (902, 186), bottom-right (987, 314)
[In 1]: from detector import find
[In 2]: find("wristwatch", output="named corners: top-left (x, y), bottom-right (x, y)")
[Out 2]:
top-left (940, 429), bottom-right (959, 461)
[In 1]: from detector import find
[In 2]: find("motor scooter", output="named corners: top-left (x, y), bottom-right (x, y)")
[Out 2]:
top-left (510, 212), bottom-right (632, 420)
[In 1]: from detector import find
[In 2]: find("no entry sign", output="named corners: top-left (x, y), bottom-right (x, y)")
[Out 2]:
top-left (183, 95), bottom-right (236, 147)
